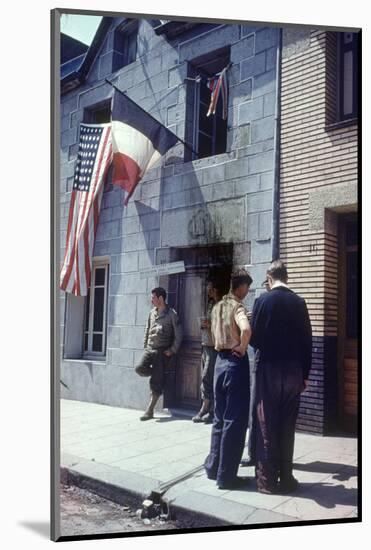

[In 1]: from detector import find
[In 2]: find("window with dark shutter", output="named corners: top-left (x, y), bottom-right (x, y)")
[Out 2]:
top-left (338, 32), bottom-right (359, 121)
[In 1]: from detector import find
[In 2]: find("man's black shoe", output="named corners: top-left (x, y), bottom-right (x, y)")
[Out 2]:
top-left (217, 476), bottom-right (250, 490)
top-left (278, 477), bottom-right (299, 494)
top-left (202, 412), bottom-right (214, 424)
top-left (240, 457), bottom-right (255, 467)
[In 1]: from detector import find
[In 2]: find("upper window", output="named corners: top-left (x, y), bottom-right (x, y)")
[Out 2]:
top-left (84, 100), bottom-right (112, 124)
top-left (338, 32), bottom-right (359, 121)
top-left (185, 49), bottom-right (230, 161)
top-left (112, 20), bottom-right (138, 72)
top-left (83, 261), bottom-right (109, 358)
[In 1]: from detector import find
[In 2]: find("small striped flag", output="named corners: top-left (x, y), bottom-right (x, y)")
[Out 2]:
top-left (60, 91), bottom-right (179, 296)
top-left (206, 66), bottom-right (229, 120)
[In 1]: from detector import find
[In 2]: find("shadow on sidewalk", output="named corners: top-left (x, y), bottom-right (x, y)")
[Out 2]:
top-left (290, 481), bottom-right (357, 509)
top-left (220, 469), bottom-right (357, 510)
top-left (293, 461), bottom-right (357, 481)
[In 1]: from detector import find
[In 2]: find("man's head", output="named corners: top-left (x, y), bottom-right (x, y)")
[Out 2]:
top-left (206, 279), bottom-right (223, 301)
top-left (151, 287), bottom-right (167, 308)
top-left (266, 259), bottom-right (288, 289)
top-left (230, 268), bottom-right (253, 300)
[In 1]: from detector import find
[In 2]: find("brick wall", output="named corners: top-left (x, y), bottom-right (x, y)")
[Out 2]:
top-left (280, 30), bottom-right (358, 433)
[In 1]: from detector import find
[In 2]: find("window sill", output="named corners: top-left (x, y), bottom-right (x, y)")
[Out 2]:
top-left (178, 150), bottom-right (237, 174)
top-left (63, 358), bottom-right (106, 365)
top-left (325, 118), bottom-right (358, 132)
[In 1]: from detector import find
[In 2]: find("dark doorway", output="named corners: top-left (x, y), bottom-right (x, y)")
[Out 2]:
top-left (338, 213), bottom-right (358, 433)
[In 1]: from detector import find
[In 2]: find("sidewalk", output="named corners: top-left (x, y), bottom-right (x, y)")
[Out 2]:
top-left (60, 399), bottom-right (358, 527)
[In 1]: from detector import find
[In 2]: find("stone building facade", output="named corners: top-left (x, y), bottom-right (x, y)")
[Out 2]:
top-left (59, 17), bottom-right (280, 412)
top-left (279, 29), bottom-right (359, 434)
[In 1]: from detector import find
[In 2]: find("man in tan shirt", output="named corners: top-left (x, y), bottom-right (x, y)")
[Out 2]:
top-left (204, 268), bottom-right (253, 490)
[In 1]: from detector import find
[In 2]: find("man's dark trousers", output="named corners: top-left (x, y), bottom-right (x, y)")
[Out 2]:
top-left (135, 347), bottom-right (169, 395)
top-left (204, 351), bottom-right (250, 487)
top-left (255, 359), bottom-right (303, 491)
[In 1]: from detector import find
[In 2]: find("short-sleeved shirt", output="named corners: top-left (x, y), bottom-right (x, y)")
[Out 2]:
top-left (211, 293), bottom-right (250, 351)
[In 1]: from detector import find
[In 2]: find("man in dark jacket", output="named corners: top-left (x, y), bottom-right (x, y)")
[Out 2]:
top-left (250, 260), bottom-right (312, 494)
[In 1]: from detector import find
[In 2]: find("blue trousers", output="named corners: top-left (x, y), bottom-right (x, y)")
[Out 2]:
top-left (204, 351), bottom-right (250, 486)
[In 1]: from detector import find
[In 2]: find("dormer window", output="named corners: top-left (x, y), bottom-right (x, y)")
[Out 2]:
top-left (112, 20), bottom-right (138, 72)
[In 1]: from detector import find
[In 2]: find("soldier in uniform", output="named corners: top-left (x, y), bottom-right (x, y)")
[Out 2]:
top-left (204, 268), bottom-right (253, 490)
top-left (135, 287), bottom-right (182, 421)
top-left (192, 279), bottom-right (223, 424)
top-left (250, 260), bottom-right (312, 494)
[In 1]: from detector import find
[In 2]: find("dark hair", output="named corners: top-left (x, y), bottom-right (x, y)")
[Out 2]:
top-left (230, 268), bottom-right (253, 291)
top-left (267, 260), bottom-right (288, 282)
top-left (151, 287), bottom-right (167, 301)
top-left (207, 278), bottom-right (224, 293)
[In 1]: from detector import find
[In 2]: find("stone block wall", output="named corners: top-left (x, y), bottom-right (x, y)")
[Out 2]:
top-left (59, 18), bottom-right (278, 409)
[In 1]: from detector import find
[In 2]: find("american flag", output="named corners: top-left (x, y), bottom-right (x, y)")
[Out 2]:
top-left (60, 90), bottom-right (179, 296)
top-left (60, 124), bottom-right (113, 296)
top-left (206, 66), bottom-right (229, 120)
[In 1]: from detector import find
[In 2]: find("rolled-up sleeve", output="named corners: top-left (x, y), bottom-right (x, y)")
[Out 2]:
top-left (234, 305), bottom-right (250, 331)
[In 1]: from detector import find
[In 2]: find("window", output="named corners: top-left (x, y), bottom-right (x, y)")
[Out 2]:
top-left (84, 100), bottom-right (112, 124)
top-left (112, 20), bottom-right (138, 72)
top-left (83, 261), bottom-right (109, 357)
top-left (338, 32), bottom-right (359, 121)
top-left (185, 49), bottom-right (229, 161)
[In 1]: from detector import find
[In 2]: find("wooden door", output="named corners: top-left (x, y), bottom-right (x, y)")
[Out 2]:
top-left (175, 270), bottom-right (207, 408)
top-left (338, 215), bottom-right (358, 432)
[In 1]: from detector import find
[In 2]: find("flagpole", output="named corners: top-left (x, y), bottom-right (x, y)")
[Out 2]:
top-left (105, 78), bottom-right (198, 158)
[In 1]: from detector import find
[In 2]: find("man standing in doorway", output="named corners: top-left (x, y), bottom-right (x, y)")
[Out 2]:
top-left (251, 260), bottom-right (312, 494)
top-left (192, 279), bottom-right (223, 424)
top-left (135, 287), bottom-right (182, 421)
top-left (204, 268), bottom-right (252, 490)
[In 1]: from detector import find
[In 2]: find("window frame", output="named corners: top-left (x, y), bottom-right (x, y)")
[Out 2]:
top-left (187, 49), bottom-right (230, 161)
top-left (338, 32), bottom-right (359, 122)
top-left (83, 258), bottom-right (110, 359)
top-left (113, 20), bottom-right (138, 71)
top-left (83, 100), bottom-right (112, 124)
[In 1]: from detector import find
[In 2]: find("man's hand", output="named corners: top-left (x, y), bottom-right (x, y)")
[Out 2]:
top-left (163, 350), bottom-right (173, 357)
top-left (247, 311), bottom-right (253, 322)
top-left (201, 319), bottom-right (211, 329)
top-left (231, 345), bottom-right (247, 358)
top-left (301, 379), bottom-right (309, 392)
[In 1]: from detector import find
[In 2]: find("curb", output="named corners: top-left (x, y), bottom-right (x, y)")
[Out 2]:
top-left (61, 454), bottom-right (229, 527)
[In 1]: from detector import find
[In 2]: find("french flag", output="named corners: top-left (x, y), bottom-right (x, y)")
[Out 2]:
top-left (111, 91), bottom-right (179, 205)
